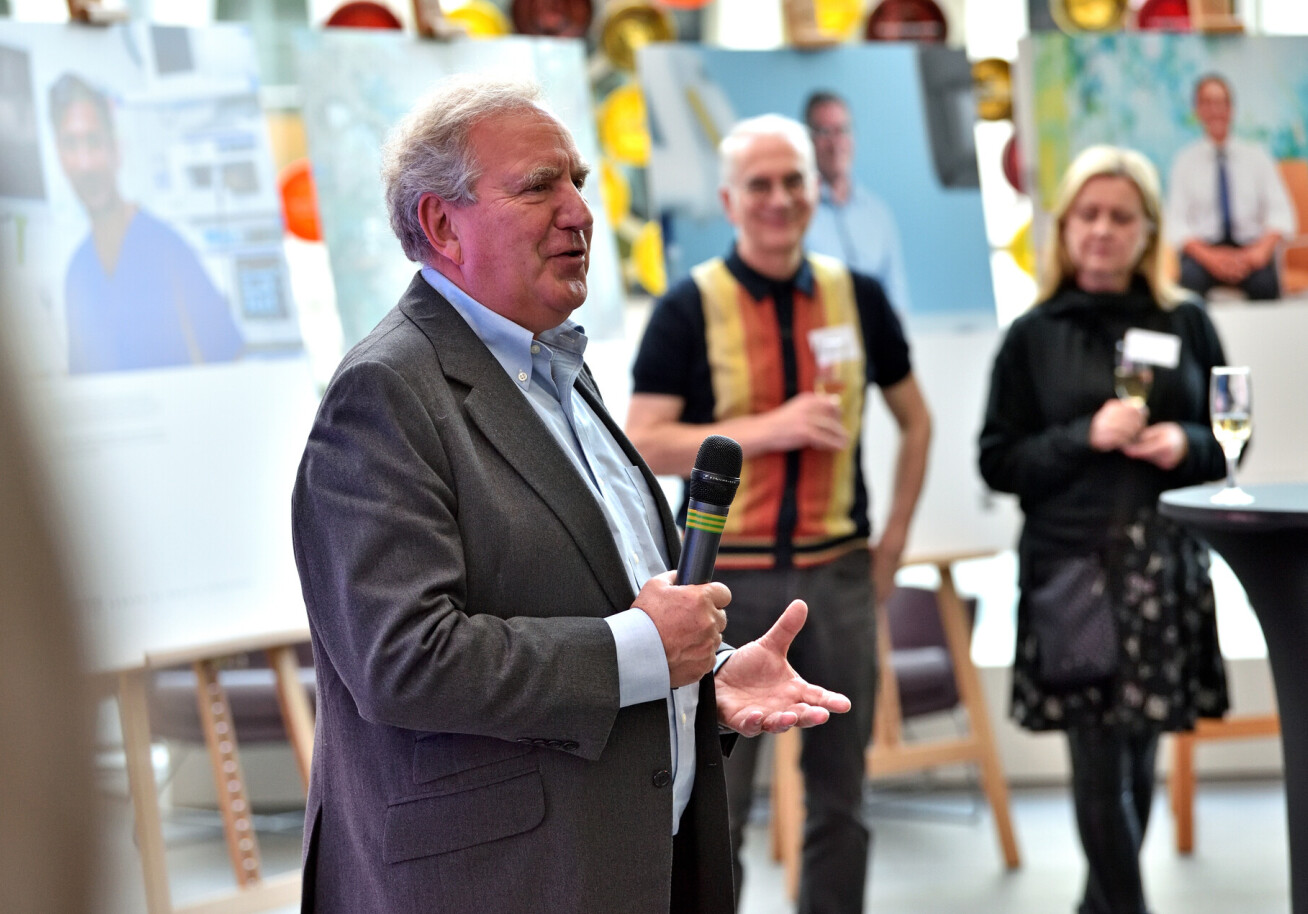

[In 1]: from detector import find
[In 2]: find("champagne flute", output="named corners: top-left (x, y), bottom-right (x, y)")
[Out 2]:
top-left (809, 329), bottom-right (850, 399)
top-left (1114, 339), bottom-right (1153, 408)
top-left (1209, 366), bottom-right (1254, 505)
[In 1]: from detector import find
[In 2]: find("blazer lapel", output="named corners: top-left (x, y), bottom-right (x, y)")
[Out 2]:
top-left (397, 275), bottom-right (639, 613)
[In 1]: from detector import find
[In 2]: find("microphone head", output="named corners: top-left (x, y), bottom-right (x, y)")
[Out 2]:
top-left (687, 435), bottom-right (742, 507)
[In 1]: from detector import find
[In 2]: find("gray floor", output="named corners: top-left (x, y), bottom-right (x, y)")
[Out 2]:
top-left (95, 777), bottom-right (1290, 913)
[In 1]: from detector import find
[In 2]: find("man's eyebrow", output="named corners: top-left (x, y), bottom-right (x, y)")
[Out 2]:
top-left (522, 164), bottom-right (564, 187)
top-left (520, 159), bottom-right (590, 187)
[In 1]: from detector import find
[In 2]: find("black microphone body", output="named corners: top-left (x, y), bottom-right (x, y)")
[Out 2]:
top-left (674, 435), bottom-right (743, 585)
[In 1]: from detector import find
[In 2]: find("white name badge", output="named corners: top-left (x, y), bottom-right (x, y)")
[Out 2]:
top-left (1123, 328), bottom-right (1181, 369)
top-left (807, 324), bottom-right (860, 365)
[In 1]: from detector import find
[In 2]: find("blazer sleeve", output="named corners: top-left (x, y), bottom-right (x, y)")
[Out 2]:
top-left (292, 356), bottom-right (624, 761)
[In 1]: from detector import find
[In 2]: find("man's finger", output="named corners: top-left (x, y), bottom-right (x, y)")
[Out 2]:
top-left (756, 599), bottom-right (808, 654)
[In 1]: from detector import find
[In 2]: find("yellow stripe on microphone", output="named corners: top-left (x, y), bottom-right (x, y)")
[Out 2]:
top-left (685, 508), bottom-right (727, 533)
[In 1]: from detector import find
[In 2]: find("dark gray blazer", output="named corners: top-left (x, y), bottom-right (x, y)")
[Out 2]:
top-left (291, 274), bottom-right (733, 913)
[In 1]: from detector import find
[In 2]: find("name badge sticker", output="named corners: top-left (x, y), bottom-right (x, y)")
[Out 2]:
top-left (807, 325), bottom-right (860, 365)
top-left (1123, 328), bottom-right (1181, 369)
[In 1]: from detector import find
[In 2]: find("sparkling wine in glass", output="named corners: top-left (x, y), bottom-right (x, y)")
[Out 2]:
top-left (1114, 339), bottom-right (1153, 408)
top-left (1209, 366), bottom-right (1253, 505)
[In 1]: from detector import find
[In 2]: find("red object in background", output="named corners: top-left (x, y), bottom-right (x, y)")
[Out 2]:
top-left (279, 158), bottom-right (323, 243)
top-left (865, 0), bottom-right (947, 42)
top-left (1136, 0), bottom-right (1191, 30)
top-left (511, 0), bottom-right (594, 36)
top-left (1002, 134), bottom-right (1025, 195)
top-left (656, 0), bottom-right (712, 7)
top-left (324, 1), bottom-right (403, 28)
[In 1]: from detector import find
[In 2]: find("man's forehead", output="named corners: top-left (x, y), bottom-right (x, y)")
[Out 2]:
top-left (736, 138), bottom-right (804, 175)
top-left (471, 108), bottom-right (583, 162)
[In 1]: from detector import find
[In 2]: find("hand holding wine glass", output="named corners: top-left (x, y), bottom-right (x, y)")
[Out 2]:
top-left (1114, 339), bottom-right (1154, 409)
top-left (1209, 366), bottom-right (1253, 505)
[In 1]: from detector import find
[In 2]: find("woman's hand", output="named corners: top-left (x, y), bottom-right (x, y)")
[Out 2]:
top-left (1122, 421), bottom-right (1189, 470)
top-left (1088, 399), bottom-right (1148, 452)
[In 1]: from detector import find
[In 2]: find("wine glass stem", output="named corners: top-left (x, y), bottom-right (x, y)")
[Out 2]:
top-left (1225, 454), bottom-right (1239, 490)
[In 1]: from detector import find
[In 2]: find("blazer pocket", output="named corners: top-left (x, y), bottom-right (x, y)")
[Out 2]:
top-left (383, 767), bottom-right (544, 863)
top-left (411, 733), bottom-right (533, 786)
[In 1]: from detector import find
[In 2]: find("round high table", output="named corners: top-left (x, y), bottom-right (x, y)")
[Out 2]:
top-left (1160, 482), bottom-right (1308, 914)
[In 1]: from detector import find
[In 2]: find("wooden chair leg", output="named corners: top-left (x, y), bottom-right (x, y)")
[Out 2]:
top-left (1172, 732), bottom-right (1197, 854)
top-left (1170, 714), bottom-right (1279, 854)
top-left (770, 728), bottom-right (804, 901)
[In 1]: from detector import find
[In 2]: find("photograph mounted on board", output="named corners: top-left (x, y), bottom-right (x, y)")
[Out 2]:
top-left (0, 22), bottom-right (303, 377)
top-left (638, 42), bottom-right (997, 331)
top-left (1019, 32), bottom-right (1308, 303)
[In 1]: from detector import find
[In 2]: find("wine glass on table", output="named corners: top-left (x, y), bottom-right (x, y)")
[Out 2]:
top-left (1114, 339), bottom-right (1153, 409)
top-left (1209, 366), bottom-right (1254, 505)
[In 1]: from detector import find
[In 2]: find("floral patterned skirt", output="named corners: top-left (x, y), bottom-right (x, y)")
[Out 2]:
top-left (1011, 509), bottom-right (1230, 732)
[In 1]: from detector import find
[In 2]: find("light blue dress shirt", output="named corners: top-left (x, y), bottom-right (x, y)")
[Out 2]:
top-left (420, 267), bottom-right (701, 833)
top-left (806, 182), bottom-right (913, 314)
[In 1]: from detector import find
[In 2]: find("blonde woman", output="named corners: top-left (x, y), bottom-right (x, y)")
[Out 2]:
top-left (979, 145), bottom-right (1230, 914)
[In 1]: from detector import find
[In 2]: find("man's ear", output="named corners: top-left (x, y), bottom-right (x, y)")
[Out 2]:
top-left (418, 193), bottom-right (461, 265)
top-left (719, 187), bottom-right (736, 225)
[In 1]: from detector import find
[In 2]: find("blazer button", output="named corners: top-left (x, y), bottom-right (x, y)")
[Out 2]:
top-left (562, 741), bottom-right (579, 752)
top-left (652, 769), bottom-right (672, 788)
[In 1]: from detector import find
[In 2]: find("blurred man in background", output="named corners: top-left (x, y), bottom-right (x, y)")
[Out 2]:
top-left (803, 90), bottom-right (913, 315)
top-left (627, 113), bottom-right (931, 913)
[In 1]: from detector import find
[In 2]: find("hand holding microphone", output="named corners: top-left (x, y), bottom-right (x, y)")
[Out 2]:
top-left (637, 435), bottom-right (742, 687)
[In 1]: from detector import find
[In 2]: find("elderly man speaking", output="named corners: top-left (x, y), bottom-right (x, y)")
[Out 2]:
top-left (291, 75), bottom-right (850, 914)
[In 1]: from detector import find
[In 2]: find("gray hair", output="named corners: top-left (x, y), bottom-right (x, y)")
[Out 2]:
top-left (718, 114), bottom-right (818, 192)
top-left (380, 75), bottom-right (549, 264)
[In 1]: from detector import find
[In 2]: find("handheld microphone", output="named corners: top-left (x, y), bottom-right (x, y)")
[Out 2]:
top-left (675, 435), bottom-right (743, 585)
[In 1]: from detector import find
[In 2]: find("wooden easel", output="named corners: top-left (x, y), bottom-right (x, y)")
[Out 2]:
top-left (112, 629), bottom-right (314, 914)
top-left (771, 554), bottom-right (1021, 899)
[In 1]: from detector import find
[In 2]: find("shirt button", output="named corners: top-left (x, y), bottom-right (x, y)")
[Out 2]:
top-left (530, 344), bottom-right (540, 354)
top-left (652, 769), bottom-right (672, 788)
top-left (518, 371), bottom-right (528, 382)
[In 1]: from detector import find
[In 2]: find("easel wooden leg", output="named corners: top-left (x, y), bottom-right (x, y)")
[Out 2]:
top-left (267, 646), bottom-right (314, 789)
top-left (937, 566), bottom-right (1021, 869)
top-left (192, 660), bottom-right (262, 886)
top-left (117, 668), bottom-right (174, 914)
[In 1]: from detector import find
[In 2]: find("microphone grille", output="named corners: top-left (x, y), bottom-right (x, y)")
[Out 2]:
top-left (687, 435), bottom-right (742, 506)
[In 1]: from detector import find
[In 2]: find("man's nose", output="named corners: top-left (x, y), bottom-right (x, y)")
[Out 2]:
top-left (559, 183), bottom-right (593, 232)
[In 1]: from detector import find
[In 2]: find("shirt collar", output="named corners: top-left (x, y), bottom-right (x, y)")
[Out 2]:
top-left (420, 266), bottom-right (588, 388)
top-left (724, 245), bottom-right (816, 302)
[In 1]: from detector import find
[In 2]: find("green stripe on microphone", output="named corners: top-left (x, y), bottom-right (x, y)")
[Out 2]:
top-left (685, 508), bottom-right (727, 533)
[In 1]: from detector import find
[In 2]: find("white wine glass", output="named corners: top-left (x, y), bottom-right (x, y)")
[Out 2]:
top-left (1114, 339), bottom-right (1153, 408)
top-left (1209, 366), bottom-right (1253, 505)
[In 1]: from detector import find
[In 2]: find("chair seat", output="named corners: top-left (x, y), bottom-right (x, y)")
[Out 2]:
top-left (148, 666), bottom-right (317, 744)
top-left (892, 646), bottom-right (959, 718)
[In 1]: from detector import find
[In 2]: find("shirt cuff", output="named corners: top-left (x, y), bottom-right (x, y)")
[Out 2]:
top-left (605, 608), bottom-right (671, 707)
top-left (713, 647), bottom-right (735, 674)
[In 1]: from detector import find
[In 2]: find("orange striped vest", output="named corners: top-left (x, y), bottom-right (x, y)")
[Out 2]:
top-left (691, 254), bottom-right (868, 569)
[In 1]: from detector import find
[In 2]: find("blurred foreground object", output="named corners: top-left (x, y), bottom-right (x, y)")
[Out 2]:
top-left (0, 330), bottom-right (97, 912)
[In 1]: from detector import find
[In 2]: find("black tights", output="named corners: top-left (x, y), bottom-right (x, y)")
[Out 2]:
top-left (1066, 722), bottom-right (1162, 914)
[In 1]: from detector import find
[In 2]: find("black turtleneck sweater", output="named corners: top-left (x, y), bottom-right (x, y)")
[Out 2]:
top-left (978, 280), bottom-right (1228, 561)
